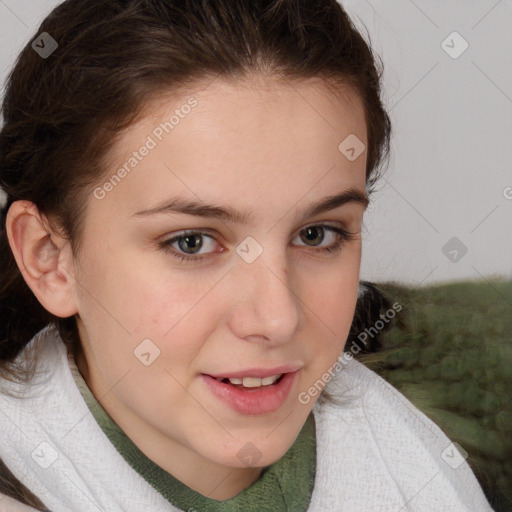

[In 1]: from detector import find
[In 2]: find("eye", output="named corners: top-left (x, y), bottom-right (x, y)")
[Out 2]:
top-left (295, 225), bottom-right (342, 248)
top-left (158, 224), bottom-right (356, 263)
top-left (292, 224), bottom-right (356, 257)
top-left (158, 231), bottom-right (219, 262)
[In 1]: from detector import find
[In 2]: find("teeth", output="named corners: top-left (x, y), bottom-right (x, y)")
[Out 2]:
top-left (225, 374), bottom-right (282, 387)
top-left (261, 375), bottom-right (281, 385)
top-left (242, 377), bottom-right (262, 388)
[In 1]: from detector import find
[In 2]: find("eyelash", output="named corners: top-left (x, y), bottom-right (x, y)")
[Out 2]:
top-left (157, 224), bottom-right (356, 264)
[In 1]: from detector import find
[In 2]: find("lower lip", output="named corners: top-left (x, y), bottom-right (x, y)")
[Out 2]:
top-left (201, 371), bottom-right (298, 415)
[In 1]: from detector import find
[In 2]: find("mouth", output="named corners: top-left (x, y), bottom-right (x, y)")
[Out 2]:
top-left (201, 368), bottom-right (299, 415)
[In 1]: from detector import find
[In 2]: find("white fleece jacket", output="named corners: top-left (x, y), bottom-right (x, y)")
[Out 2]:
top-left (0, 325), bottom-right (494, 512)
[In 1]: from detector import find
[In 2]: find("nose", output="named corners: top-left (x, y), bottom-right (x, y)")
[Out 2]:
top-left (226, 247), bottom-right (302, 346)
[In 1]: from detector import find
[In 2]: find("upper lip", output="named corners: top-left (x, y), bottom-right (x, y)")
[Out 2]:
top-left (205, 363), bottom-right (302, 379)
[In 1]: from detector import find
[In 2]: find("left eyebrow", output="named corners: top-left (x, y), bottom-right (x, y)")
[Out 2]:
top-left (131, 187), bottom-right (369, 224)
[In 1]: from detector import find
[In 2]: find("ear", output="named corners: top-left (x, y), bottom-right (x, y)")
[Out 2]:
top-left (5, 200), bottom-right (78, 318)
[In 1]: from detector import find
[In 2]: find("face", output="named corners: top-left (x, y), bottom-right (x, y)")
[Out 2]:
top-left (71, 75), bottom-right (368, 497)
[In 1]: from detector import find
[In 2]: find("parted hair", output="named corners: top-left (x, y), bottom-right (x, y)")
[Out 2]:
top-left (0, 0), bottom-right (392, 508)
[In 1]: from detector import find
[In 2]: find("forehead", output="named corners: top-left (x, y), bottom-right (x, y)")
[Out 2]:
top-left (114, 74), bottom-right (366, 155)
top-left (90, 75), bottom-right (368, 224)
top-left (144, 73), bottom-right (364, 118)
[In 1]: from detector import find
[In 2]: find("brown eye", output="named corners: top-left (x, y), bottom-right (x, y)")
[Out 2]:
top-left (158, 231), bottom-right (219, 262)
top-left (176, 233), bottom-right (204, 255)
top-left (300, 226), bottom-right (326, 247)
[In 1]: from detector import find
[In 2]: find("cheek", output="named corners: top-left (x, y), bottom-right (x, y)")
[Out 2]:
top-left (304, 253), bottom-right (360, 324)
top-left (77, 252), bottom-right (193, 335)
top-left (75, 237), bottom-right (227, 367)
top-left (301, 257), bottom-right (360, 364)
top-left (126, 274), bottom-right (217, 337)
top-left (117, 270), bottom-right (225, 374)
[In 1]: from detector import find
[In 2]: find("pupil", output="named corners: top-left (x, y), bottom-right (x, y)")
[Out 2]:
top-left (179, 234), bottom-right (202, 254)
top-left (303, 226), bottom-right (324, 246)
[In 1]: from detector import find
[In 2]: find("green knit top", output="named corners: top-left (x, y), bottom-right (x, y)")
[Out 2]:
top-left (71, 366), bottom-right (317, 512)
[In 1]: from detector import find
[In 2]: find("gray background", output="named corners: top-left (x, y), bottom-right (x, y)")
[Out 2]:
top-left (1, 0), bottom-right (511, 286)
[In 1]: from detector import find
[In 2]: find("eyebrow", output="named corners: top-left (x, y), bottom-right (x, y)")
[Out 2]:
top-left (132, 188), bottom-right (369, 224)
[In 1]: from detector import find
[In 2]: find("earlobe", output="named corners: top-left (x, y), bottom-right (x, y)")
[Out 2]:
top-left (5, 200), bottom-right (78, 318)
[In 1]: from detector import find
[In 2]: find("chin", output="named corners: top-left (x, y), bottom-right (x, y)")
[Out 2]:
top-left (210, 433), bottom-right (296, 470)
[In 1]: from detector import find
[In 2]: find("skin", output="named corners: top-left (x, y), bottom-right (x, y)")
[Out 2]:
top-left (6, 74), bottom-right (368, 500)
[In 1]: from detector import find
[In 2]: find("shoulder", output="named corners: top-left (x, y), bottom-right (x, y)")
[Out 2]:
top-left (309, 357), bottom-right (494, 511)
top-left (316, 356), bottom-right (458, 446)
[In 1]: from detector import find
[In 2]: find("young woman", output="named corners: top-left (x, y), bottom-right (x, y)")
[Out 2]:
top-left (0, 0), bottom-right (494, 510)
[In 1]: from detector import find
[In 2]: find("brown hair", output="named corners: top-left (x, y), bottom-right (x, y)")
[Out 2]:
top-left (0, 0), bottom-right (391, 507)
